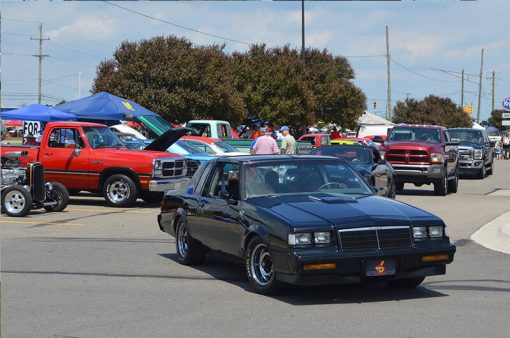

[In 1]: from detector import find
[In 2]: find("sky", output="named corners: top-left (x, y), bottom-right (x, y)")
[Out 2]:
top-left (2, 0), bottom-right (509, 122)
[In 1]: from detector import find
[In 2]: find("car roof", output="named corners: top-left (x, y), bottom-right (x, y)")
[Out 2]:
top-left (46, 121), bottom-right (106, 128)
top-left (393, 124), bottom-right (445, 130)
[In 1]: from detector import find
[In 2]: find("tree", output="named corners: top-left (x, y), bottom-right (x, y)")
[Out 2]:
top-left (392, 95), bottom-right (472, 128)
top-left (488, 109), bottom-right (507, 131)
top-left (93, 36), bottom-right (247, 124)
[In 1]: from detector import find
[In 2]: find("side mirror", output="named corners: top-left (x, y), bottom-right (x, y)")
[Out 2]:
top-left (218, 190), bottom-right (230, 200)
top-left (446, 138), bottom-right (460, 146)
top-left (73, 146), bottom-right (81, 156)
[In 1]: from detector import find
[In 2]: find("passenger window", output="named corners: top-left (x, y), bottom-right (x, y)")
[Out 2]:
top-left (204, 162), bottom-right (240, 199)
top-left (194, 162), bottom-right (212, 195)
top-left (48, 128), bottom-right (84, 148)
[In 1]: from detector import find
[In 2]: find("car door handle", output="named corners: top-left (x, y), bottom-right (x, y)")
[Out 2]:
top-left (91, 161), bottom-right (103, 165)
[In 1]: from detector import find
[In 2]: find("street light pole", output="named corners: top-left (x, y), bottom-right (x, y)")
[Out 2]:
top-left (301, 0), bottom-right (305, 60)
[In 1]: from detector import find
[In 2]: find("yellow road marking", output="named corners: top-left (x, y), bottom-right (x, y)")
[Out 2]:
top-left (0, 220), bottom-right (83, 226)
top-left (66, 208), bottom-right (152, 214)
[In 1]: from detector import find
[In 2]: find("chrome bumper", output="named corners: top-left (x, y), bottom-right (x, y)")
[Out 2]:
top-left (392, 164), bottom-right (445, 178)
top-left (148, 177), bottom-right (190, 192)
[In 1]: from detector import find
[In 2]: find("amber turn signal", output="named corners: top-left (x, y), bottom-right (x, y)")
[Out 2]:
top-left (422, 254), bottom-right (449, 262)
top-left (303, 263), bottom-right (336, 271)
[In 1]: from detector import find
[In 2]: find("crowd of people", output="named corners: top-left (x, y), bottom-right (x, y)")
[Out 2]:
top-left (248, 125), bottom-right (297, 155)
top-left (495, 133), bottom-right (510, 160)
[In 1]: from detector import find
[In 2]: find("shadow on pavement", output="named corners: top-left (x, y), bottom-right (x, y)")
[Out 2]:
top-left (423, 279), bottom-right (510, 293)
top-left (159, 252), bottom-right (448, 305)
top-left (396, 189), bottom-right (436, 196)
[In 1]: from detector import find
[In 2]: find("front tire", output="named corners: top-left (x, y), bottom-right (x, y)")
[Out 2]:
top-left (387, 277), bottom-right (425, 288)
top-left (245, 237), bottom-right (283, 295)
top-left (175, 218), bottom-right (206, 265)
top-left (447, 169), bottom-right (459, 194)
top-left (44, 182), bottom-right (70, 212)
top-left (486, 160), bottom-right (494, 175)
top-left (434, 172), bottom-right (448, 196)
top-left (387, 179), bottom-right (397, 198)
top-left (477, 163), bottom-right (486, 179)
top-left (1, 186), bottom-right (32, 217)
top-left (103, 174), bottom-right (138, 207)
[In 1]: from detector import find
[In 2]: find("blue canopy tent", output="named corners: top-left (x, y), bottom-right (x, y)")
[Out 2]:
top-left (54, 92), bottom-right (158, 120)
top-left (0, 103), bottom-right (77, 122)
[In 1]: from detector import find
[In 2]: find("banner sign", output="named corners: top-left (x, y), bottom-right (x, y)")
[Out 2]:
top-left (23, 121), bottom-right (42, 138)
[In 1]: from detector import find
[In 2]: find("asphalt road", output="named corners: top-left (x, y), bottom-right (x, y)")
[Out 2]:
top-left (2, 160), bottom-right (510, 337)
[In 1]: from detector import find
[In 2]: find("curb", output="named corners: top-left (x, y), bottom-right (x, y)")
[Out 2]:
top-left (471, 211), bottom-right (510, 254)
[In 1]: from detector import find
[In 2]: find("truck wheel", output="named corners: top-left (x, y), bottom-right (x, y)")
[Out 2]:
top-left (1, 186), bottom-right (32, 217)
top-left (175, 218), bottom-right (206, 265)
top-left (477, 164), bottom-right (486, 179)
top-left (103, 174), bottom-right (138, 207)
top-left (387, 277), bottom-right (425, 288)
top-left (141, 192), bottom-right (164, 204)
top-left (486, 160), bottom-right (494, 175)
top-left (396, 182), bottom-right (404, 192)
top-left (387, 180), bottom-right (397, 198)
top-left (44, 182), bottom-right (70, 212)
top-left (447, 170), bottom-right (459, 194)
top-left (434, 173), bottom-right (448, 196)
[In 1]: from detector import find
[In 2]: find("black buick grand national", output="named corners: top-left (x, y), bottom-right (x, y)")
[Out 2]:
top-left (158, 155), bottom-right (455, 294)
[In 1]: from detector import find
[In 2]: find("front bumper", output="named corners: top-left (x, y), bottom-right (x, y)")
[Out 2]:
top-left (458, 160), bottom-right (484, 172)
top-left (148, 177), bottom-right (189, 192)
top-left (391, 163), bottom-right (445, 182)
top-left (276, 244), bottom-right (456, 286)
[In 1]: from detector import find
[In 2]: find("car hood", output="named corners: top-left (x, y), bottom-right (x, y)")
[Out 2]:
top-left (93, 148), bottom-right (183, 159)
top-left (250, 194), bottom-right (439, 229)
top-left (458, 142), bottom-right (483, 149)
top-left (144, 128), bottom-right (192, 151)
top-left (384, 141), bottom-right (441, 150)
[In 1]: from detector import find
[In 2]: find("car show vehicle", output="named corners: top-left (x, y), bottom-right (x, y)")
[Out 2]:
top-left (382, 125), bottom-right (459, 196)
top-left (180, 136), bottom-right (246, 156)
top-left (158, 156), bottom-right (456, 294)
top-left (331, 137), bottom-right (378, 148)
top-left (0, 122), bottom-right (190, 206)
top-left (1, 151), bottom-right (69, 217)
top-left (310, 145), bottom-right (396, 198)
top-left (298, 134), bottom-right (331, 148)
top-left (448, 128), bottom-right (494, 179)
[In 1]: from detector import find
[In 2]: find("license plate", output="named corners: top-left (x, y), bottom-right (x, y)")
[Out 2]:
top-left (366, 258), bottom-right (396, 276)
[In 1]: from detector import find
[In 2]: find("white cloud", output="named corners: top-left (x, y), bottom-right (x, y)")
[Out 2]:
top-left (47, 16), bottom-right (116, 41)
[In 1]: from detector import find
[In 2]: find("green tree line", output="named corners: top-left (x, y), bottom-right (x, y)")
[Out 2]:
top-left (92, 35), bottom-right (366, 129)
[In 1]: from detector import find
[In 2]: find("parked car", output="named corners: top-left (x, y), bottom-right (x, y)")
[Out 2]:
top-left (1, 151), bottom-right (69, 216)
top-left (113, 132), bottom-right (146, 150)
top-left (448, 128), bottom-right (494, 178)
top-left (0, 122), bottom-right (190, 206)
top-left (381, 125), bottom-right (459, 196)
top-left (180, 136), bottom-right (246, 156)
top-left (298, 133), bottom-right (331, 148)
top-left (158, 156), bottom-right (456, 294)
top-left (311, 145), bottom-right (396, 198)
top-left (331, 137), bottom-right (379, 149)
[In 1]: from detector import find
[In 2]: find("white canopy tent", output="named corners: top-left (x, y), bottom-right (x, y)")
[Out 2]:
top-left (357, 111), bottom-right (394, 125)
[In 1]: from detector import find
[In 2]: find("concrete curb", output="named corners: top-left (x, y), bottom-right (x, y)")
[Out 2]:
top-left (471, 211), bottom-right (510, 254)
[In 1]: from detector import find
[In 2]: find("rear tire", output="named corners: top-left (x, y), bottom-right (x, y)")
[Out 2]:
top-left (387, 277), bottom-right (425, 288)
top-left (447, 169), bottom-right (458, 194)
top-left (434, 173), bottom-right (448, 196)
top-left (44, 182), bottom-right (69, 212)
top-left (175, 218), bottom-right (206, 265)
top-left (246, 237), bottom-right (283, 295)
top-left (1, 186), bottom-right (32, 217)
top-left (103, 174), bottom-right (138, 207)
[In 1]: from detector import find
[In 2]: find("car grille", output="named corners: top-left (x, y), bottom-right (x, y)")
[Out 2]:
top-left (28, 162), bottom-right (45, 202)
top-left (162, 160), bottom-right (186, 178)
top-left (459, 148), bottom-right (472, 160)
top-left (386, 149), bottom-right (429, 164)
top-left (338, 226), bottom-right (412, 252)
top-left (185, 159), bottom-right (200, 178)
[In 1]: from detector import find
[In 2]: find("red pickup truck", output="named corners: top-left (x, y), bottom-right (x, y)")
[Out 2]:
top-left (381, 125), bottom-right (460, 196)
top-left (0, 122), bottom-right (190, 206)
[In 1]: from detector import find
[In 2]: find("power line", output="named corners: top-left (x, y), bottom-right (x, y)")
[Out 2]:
top-left (47, 41), bottom-right (107, 59)
top-left (391, 58), bottom-right (457, 83)
top-left (102, 0), bottom-right (251, 45)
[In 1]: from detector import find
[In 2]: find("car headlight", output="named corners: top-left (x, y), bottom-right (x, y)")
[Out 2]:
top-left (429, 226), bottom-right (444, 238)
top-left (314, 232), bottom-right (331, 245)
top-left (412, 226), bottom-right (428, 240)
top-left (430, 153), bottom-right (444, 163)
top-left (153, 160), bottom-right (163, 177)
top-left (474, 149), bottom-right (483, 160)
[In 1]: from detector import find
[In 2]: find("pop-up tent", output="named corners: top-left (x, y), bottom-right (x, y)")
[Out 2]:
top-left (0, 103), bottom-right (77, 122)
top-left (55, 92), bottom-right (158, 120)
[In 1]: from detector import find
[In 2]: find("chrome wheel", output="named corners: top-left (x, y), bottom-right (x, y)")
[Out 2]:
top-left (176, 222), bottom-right (188, 258)
top-left (4, 190), bottom-right (27, 215)
top-left (107, 180), bottom-right (130, 202)
top-left (250, 243), bottom-right (274, 286)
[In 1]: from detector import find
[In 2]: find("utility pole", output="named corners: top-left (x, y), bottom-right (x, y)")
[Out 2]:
top-left (30, 23), bottom-right (49, 104)
top-left (301, 0), bottom-right (305, 60)
top-left (476, 48), bottom-right (484, 123)
top-left (491, 70), bottom-right (495, 114)
top-left (461, 69), bottom-right (464, 108)
top-left (386, 25), bottom-right (391, 121)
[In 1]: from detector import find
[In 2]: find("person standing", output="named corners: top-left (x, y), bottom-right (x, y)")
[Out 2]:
top-left (279, 126), bottom-right (297, 155)
top-left (330, 127), bottom-right (340, 140)
top-left (503, 133), bottom-right (510, 160)
top-left (251, 127), bottom-right (278, 155)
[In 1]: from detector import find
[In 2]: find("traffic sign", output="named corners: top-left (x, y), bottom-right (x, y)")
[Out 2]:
top-left (503, 96), bottom-right (510, 111)
top-left (502, 113), bottom-right (510, 119)
top-left (502, 120), bottom-right (510, 126)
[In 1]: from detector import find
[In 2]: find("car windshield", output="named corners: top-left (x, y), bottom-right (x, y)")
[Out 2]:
top-left (449, 130), bottom-right (483, 144)
top-left (116, 134), bottom-right (145, 150)
top-left (312, 146), bottom-right (373, 164)
top-left (388, 128), bottom-right (441, 143)
top-left (176, 140), bottom-right (208, 154)
top-left (244, 160), bottom-right (372, 199)
top-left (83, 127), bottom-right (125, 149)
top-left (214, 141), bottom-right (238, 153)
